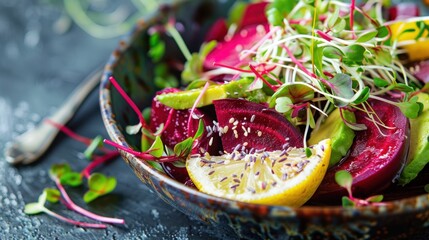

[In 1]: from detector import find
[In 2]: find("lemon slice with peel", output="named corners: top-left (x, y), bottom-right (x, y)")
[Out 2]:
top-left (186, 139), bottom-right (331, 207)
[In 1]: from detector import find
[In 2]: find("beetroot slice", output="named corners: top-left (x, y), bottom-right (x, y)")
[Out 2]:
top-left (150, 90), bottom-right (222, 184)
top-left (213, 99), bottom-right (303, 152)
top-left (150, 90), bottom-right (222, 154)
top-left (203, 23), bottom-right (270, 70)
top-left (312, 99), bottom-right (410, 202)
top-left (239, 2), bottom-right (269, 29)
top-left (204, 18), bottom-right (228, 42)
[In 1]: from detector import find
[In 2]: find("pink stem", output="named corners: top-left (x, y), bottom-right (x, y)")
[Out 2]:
top-left (240, 26), bottom-right (280, 61)
top-left (54, 178), bottom-right (125, 224)
top-left (45, 119), bottom-right (92, 145)
top-left (282, 46), bottom-right (317, 79)
top-left (81, 151), bottom-right (120, 179)
top-left (187, 82), bottom-right (210, 138)
top-left (43, 207), bottom-right (107, 229)
top-left (249, 65), bottom-right (278, 92)
top-left (213, 62), bottom-right (252, 73)
top-left (155, 108), bottom-right (175, 136)
top-left (109, 76), bottom-right (148, 130)
top-left (103, 139), bottom-right (178, 162)
top-left (316, 30), bottom-right (333, 42)
top-left (350, 0), bottom-right (356, 39)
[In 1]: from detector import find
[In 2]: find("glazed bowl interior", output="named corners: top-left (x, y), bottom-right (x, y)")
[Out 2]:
top-left (100, 0), bottom-right (429, 238)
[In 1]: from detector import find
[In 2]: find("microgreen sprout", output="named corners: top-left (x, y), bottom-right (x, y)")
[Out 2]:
top-left (335, 170), bottom-right (385, 207)
top-left (24, 189), bottom-right (107, 229)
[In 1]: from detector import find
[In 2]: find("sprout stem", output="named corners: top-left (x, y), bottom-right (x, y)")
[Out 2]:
top-left (43, 206), bottom-right (107, 229)
top-left (54, 178), bottom-right (125, 225)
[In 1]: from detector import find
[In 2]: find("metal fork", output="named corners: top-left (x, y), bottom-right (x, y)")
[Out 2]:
top-left (4, 68), bottom-right (103, 165)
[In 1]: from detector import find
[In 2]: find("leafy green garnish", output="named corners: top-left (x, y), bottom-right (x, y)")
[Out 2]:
top-left (84, 173), bottom-right (117, 203)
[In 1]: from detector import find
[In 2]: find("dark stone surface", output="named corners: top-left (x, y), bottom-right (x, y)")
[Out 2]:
top-left (0, 1), bottom-right (228, 239)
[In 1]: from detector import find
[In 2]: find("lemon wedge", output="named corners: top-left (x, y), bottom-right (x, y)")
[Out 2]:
top-left (388, 18), bottom-right (429, 61)
top-left (186, 139), bottom-right (331, 207)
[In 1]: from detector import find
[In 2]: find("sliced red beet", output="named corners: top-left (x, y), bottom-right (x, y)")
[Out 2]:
top-left (312, 99), bottom-right (410, 202)
top-left (204, 18), bottom-right (228, 42)
top-left (239, 1), bottom-right (269, 29)
top-left (203, 23), bottom-right (270, 70)
top-left (150, 90), bottom-right (222, 183)
top-left (213, 99), bottom-right (303, 152)
top-left (150, 89), bottom-right (221, 155)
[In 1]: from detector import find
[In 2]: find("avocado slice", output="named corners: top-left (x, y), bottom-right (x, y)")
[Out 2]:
top-left (156, 78), bottom-right (253, 110)
top-left (399, 92), bottom-right (429, 185)
top-left (308, 108), bottom-right (356, 167)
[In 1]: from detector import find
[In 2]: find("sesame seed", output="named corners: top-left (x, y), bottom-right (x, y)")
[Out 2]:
top-left (233, 120), bottom-right (239, 126)
top-left (282, 173), bottom-right (288, 181)
top-left (208, 170), bottom-right (215, 175)
top-left (220, 176), bottom-right (228, 182)
top-left (233, 179), bottom-right (241, 183)
top-left (223, 125), bottom-right (229, 133)
top-left (257, 131), bottom-right (262, 137)
top-left (250, 114), bottom-right (256, 122)
top-left (229, 118), bottom-right (235, 124)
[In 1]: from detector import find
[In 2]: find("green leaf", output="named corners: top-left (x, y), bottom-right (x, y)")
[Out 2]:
top-left (270, 84), bottom-right (314, 107)
top-left (60, 172), bottom-right (83, 187)
top-left (173, 137), bottom-right (194, 157)
top-left (43, 188), bottom-right (61, 203)
top-left (312, 42), bottom-right (325, 77)
top-left (228, 1), bottom-right (246, 25)
top-left (266, 8), bottom-right (283, 26)
top-left (345, 44), bottom-right (366, 63)
top-left (353, 87), bottom-right (370, 104)
top-left (83, 135), bottom-right (103, 160)
top-left (397, 98), bottom-right (423, 119)
top-left (335, 170), bottom-right (353, 189)
top-left (366, 194), bottom-right (384, 203)
top-left (341, 196), bottom-right (355, 207)
top-left (147, 160), bottom-right (164, 172)
top-left (332, 18), bottom-right (346, 33)
top-left (307, 107), bottom-right (316, 128)
top-left (322, 46), bottom-right (343, 59)
top-left (193, 119), bottom-right (205, 140)
top-left (126, 122), bottom-right (142, 135)
top-left (356, 30), bottom-right (378, 43)
top-left (377, 26), bottom-right (389, 38)
top-left (329, 73), bottom-right (354, 107)
top-left (148, 33), bottom-right (165, 62)
top-left (83, 191), bottom-right (100, 203)
top-left (393, 83), bottom-right (414, 93)
top-left (24, 202), bottom-right (45, 215)
top-left (275, 97), bottom-right (293, 113)
top-left (84, 173), bottom-right (117, 203)
top-left (374, 77), bottom-right (389, 88)
top-left (49, 163), bottom-right (71, 179)
top-left (327, 5), bottom-right (340, 29)
top-left (148, 136), bottom-right (164, 158)
top-left (374, 48), bottom-right (393, 66)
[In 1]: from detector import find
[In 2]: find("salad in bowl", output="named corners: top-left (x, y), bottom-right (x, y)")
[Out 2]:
top-left (100, 0), bottom-right (429, 238)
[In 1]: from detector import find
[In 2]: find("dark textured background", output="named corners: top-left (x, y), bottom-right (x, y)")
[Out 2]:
top-left (0, 1), bottom-right (231, 239)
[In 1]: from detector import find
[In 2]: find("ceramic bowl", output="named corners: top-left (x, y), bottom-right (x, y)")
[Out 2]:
top-left (100, 1), bottom-right (429, 239)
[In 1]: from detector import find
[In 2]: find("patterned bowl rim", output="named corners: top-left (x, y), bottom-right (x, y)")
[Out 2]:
top-left (99, 1), bottom-right (429, 218)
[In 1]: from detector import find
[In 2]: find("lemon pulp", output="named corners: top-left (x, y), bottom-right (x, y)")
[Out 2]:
top-left (186, 139), bottom-right (331, 207)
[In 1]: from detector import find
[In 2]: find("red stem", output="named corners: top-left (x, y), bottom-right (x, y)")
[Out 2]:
top-left (249, 65), bottom-right (278, 92)
top-left (54, 178), bottom-right (125, 224)
top-left (350, 0), bottom-right (356, 39)
top-left (103, 139), bottom-right (178, 162)
top-left (282, 46), bottom-right (317, 79)
top-left (81, 151), bottom-right (120, 179)
top-left (155, 108), bottom-right (175, 136)
top-left (46, 119), bottom-right (92, 145)
top-left (109, 76), bottom-right (148, 130)
top-left (43, 207), bottom-right (107, 229)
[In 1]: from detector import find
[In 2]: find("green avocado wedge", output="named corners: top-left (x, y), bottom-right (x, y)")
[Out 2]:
top-left (308, 108), bottom-right (356, 167)
top-left (399, 92), bottom-right (429, 185)
top-left (156, 78), bottom-right (253, 110)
